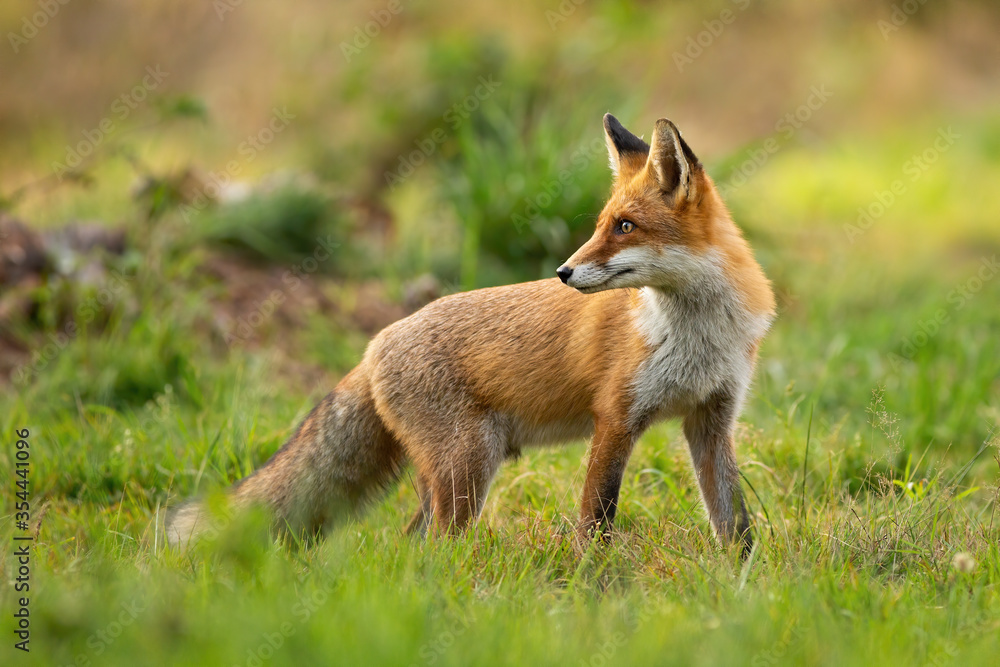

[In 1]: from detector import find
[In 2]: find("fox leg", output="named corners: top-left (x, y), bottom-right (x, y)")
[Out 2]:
top-left (682, 388), bottom-right (752, 555)
top-left (404, 471), bottom-right (433, 536)
top-left (426, 417), bottom-right (505, 534)
top-left (577, 418), bottom-right (637, 542)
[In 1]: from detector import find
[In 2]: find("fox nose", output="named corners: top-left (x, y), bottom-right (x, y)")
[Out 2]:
top-left (556, 265), bottom-right (573, 284)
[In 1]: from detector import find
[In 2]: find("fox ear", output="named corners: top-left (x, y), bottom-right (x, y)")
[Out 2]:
top-left (647, 119), bottom-right (699, 202)
top-left (603, 113), bottom-right (649, 180)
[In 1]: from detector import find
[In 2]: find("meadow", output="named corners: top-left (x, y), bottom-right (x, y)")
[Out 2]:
top-left (1, 1), bottom-right (999, 665)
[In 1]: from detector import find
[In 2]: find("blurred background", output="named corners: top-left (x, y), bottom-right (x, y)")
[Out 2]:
top-left (1, 0), bottom-right (999, 483)
top-left (3, 5), bottom-right (999, 664)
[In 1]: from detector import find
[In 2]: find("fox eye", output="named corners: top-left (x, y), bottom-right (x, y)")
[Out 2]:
top-left (619, 220), bottom-right (635, 234)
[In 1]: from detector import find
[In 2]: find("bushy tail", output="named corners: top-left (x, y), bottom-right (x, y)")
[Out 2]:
top-left (166, 365), bottom-right (405, 547)
top-left (165, 500), bottom-right (215, 546)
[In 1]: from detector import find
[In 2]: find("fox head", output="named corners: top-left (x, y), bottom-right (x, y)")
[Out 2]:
top-left (557, 114), bottom-right (725, 294)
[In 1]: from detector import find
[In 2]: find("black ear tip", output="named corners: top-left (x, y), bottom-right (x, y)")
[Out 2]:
top-left (603, 113), bottom-right (650, 155)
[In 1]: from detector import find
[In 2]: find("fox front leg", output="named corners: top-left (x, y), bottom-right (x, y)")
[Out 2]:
top-left (682, 389), bottom-right (753, 556)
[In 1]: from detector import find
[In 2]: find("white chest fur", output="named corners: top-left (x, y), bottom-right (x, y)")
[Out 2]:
top-left (627, 255), bottom-right (769, 429)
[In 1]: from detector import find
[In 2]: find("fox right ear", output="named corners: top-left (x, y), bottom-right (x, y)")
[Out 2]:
top-left (647, 118), bottom-right (700, 203)
top-left (603, 113), bottom-right (650, 180)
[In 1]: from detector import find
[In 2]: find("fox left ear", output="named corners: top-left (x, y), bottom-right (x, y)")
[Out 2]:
top-left (648, 119), bottom-right (700, 203)
top-left (604, 113), bottom-right (650, 180)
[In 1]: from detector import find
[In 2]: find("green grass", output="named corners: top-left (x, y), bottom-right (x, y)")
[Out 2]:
top-left (1, 392), bottom-right (997, 665)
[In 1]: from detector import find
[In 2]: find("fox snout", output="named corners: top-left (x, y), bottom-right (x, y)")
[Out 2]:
top-left (555, 256), bottom-right (637, 294)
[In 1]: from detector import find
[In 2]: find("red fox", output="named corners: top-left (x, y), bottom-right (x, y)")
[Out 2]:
top-left (168, 114), bottom-right (775, 553)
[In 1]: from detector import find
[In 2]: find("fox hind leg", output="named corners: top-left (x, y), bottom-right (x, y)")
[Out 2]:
top-left (404, 471), bottom-right (433, 536)
top-left (423, 416), bottom-right (506, 534)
